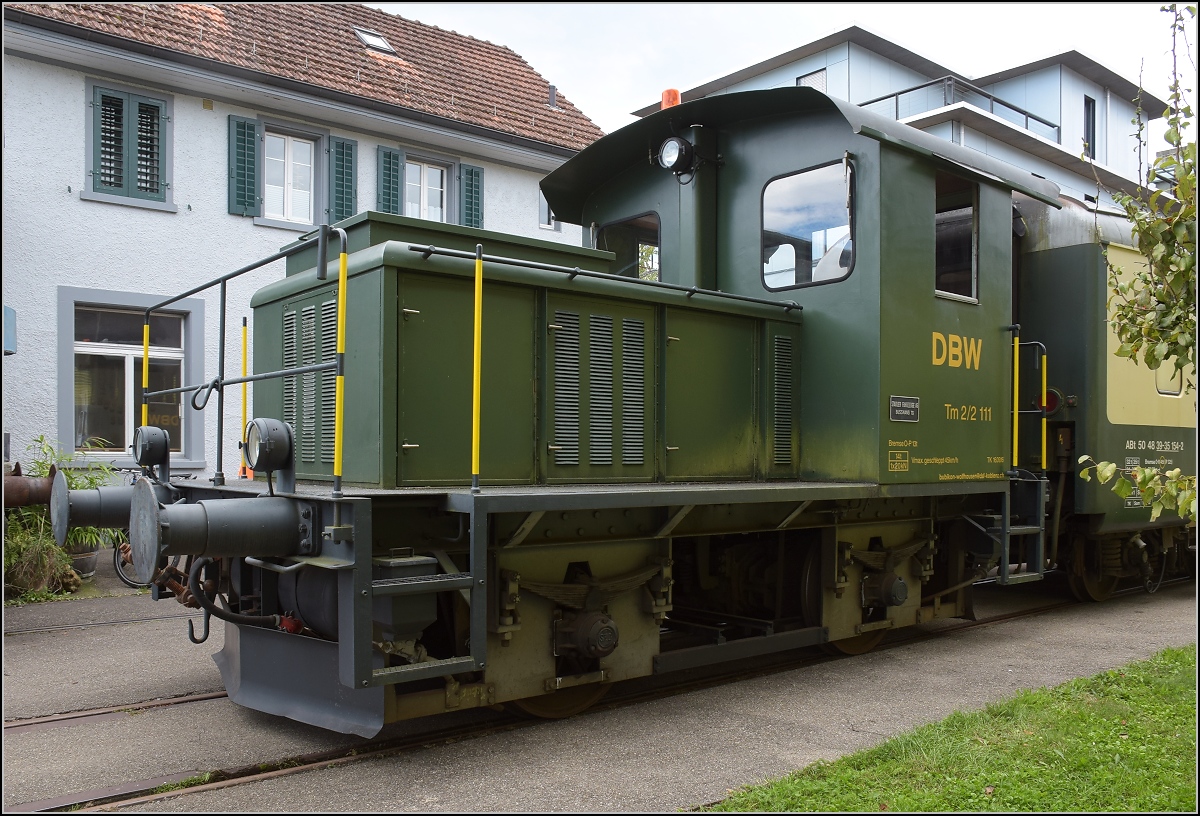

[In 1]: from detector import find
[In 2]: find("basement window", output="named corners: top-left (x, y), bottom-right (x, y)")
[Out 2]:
top-left (354, 27), bottom-right (395, 54)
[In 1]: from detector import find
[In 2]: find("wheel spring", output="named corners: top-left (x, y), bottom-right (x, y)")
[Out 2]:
top-left (1102, 538), bottom-right (1123, 571)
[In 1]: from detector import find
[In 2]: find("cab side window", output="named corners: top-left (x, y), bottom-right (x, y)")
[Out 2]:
top-left (761, 161), bottom-right (854, 290)
top-left (935, 172), bottom-right (978, 301)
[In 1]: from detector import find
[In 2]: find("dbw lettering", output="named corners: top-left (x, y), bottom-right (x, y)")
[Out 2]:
top-left (932, 332), bottom-right (982, 370)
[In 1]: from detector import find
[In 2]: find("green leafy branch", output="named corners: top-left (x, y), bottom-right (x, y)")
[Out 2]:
top-left (1105, 5), bottom-right (1196, 391)
top-left (1079, 455), bottom-right (1197, 524)
top-left (1082, 5), bottom-right (1196, 525)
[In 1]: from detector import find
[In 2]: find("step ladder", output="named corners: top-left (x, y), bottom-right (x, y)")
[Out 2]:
top-left (964, 475), bottom-right (1048, 585)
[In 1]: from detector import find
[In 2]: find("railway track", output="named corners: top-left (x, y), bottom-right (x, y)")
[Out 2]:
top-left (12, 578), bottom-right (1188, 814)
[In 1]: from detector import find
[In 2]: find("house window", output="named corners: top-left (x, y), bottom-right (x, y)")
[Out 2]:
top-left (539, 191), bottom-right (560, 231)
top-left (83, 80), bottom-right (175, 212)
top-left (265, 133), bottom-right (315, 224)
top-left (797, 69), bottom-right (827, 93)
top-left (353, 27), bottom-right (396, 54)
top-left (58, 289), bottom-right (205, 467)
top-left (227, 116), bottom-right (357, 228)
top-left (935, 172), bottom-right (978, 301)
top-left (761, 161), bottom-right (854, 290)
top-left (405, 160), bottom-right (447, 222)
top-left (377, 149), bottom-right (484, 227)
top-left (1083, 96), bottom-right (1097, 159)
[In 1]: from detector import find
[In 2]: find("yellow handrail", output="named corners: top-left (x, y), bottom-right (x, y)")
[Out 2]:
top-left (333, 246), bottom-right (348, 485)
top-left (141, 323), bottom-right (150, 427)
top-left (471, 244), bottom-right (483, 493)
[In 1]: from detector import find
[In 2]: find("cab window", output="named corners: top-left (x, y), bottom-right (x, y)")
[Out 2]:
top-left (935, 172), bottom-right (978, 301)
top-left (762, 161), bottom-right (854, 290)
top-left (596, 212), bottom-right (660, 281)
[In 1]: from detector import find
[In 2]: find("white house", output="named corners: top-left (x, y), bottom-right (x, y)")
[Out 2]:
top-left (632, 26), bottom-right (1167, 210)
top-left (2, 3), bottom-right (603, 478)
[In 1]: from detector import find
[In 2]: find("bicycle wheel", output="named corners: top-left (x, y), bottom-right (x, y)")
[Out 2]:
top-left (113, 542), bottom-right (150, 588)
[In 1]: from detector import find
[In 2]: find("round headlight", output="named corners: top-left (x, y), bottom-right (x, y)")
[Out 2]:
top-left (244, 418), bottom-right (292, 473)
top-left (132, 425), bottom-right (170, 468)
top-left (658, 136), bottom-right (693, 173)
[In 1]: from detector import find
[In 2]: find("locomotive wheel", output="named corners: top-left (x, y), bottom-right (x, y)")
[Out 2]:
top-left (509, 683), bottom-right (612, 718)
top-left (800, 546), bottom-right (887, 656)
top-left (821, 630), bottom-right (887, 656)
top-left (1066, 570), bottom-right (1118, 602)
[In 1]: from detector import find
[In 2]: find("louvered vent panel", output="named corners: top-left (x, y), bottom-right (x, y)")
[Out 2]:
top-left (282, 310), bottom-right (297, 432)
top-left (552, 311), bottom-right (580, 466)
top-left (589, 314), bottom-right (614, 465)
top-left (773, 335), bottom-right (794, 466)
top-left (621, 319), bottom-right (646, 465)
top-left (299, 306), bottom-right (317, 463)
top-left (319, 299), bottom-right (337, 463)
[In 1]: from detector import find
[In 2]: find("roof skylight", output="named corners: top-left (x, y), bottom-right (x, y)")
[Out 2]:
top-left (354, 27), bottom-right (395, 54)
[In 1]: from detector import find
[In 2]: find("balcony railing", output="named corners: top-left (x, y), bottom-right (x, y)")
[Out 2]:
top-left (860, 77), bottom-right (1060, 144)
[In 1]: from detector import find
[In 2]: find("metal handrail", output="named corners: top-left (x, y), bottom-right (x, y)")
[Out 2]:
top-left (860, 76), bottom-right (1060, 143)
top-left (141, 225), bottom-right (349, 488)
top-left (406, 244), bottom-right (803, 313)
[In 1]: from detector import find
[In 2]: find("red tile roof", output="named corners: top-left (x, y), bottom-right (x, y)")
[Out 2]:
top-left (5, 2), bottom-right (605, 151)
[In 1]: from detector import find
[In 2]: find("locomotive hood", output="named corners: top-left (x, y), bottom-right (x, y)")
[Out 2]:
top-left (541, 86), bottom-right (1062, 223)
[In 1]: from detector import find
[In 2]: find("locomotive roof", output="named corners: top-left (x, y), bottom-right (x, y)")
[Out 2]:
top-left (542, 87), bottom-right (1063, 222)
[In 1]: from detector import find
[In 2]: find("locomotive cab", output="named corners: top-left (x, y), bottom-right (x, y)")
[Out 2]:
top-left (543, 87), bottom-right (1062, 486)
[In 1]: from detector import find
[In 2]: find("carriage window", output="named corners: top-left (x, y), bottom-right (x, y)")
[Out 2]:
top-left (762, 162), bottom-right (853, 290)
top-left (595, 212), bottom-right (660, 282)
top-left (935, 172), bottom-right (978, 301)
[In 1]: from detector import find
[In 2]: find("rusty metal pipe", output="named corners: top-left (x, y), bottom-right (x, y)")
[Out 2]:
top-left (3, 464), bottom-right (56, 508)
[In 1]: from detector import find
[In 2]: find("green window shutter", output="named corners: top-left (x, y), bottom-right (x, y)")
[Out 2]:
top-left (328, 136), bottom-right (357, 224)
top-left (93, 87), bottom-right (128, 195)
top-left (459, 163), bottom-right (484, 228)
top-left (376, 146), bottom-right (404, 214)
top-left (130, 94), bottom-right (166, 202)
top-left (228, 115), bottom-right (262, 216)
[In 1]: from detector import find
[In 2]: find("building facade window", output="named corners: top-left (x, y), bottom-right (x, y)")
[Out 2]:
top-left (375, 148), bottom-right (484, 228)
top-left (539, 190), bottom-right (560, 231)
top-left (228, 116), bottom-right (357, 229)
top-left (58, 288), bottom-right (205, 467)
top-left (405, 159), bottom-right (447, 222)
top-left (797, 68), bottom-right (828, 93)
top-left (73, 307), bottom-right (184, 453)
top-left (1083, 95), bottom-right (1097, 159)
top-left (83, 79), bottom-right (176, 212)
top-left (265, 133), bottom-right (315, 224)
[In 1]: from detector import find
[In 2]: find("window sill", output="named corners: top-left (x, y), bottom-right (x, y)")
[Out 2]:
top-left (253, 216), bottom-right (318, 232)
top-left (80, 189), bottom-right (177, 213)
top-left (75, 453), bottom-right (206, 471)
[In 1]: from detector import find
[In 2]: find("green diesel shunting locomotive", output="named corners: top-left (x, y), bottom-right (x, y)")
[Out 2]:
top-left (54, 88), bottom-right (1195, 737)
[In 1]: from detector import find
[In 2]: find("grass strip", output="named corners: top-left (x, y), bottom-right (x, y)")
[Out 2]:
top-left (705, 644), bottom-right (1197, 812)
